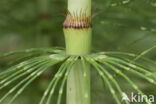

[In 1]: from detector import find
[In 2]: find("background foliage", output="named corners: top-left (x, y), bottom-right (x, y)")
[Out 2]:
top-left (0, 0), bottom-right (156, 104)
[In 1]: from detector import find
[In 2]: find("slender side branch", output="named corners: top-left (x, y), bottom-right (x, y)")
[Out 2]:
top-left (99, 60), bottom-right (151, 104)
top-left (86, 57), bottom-right (121, 104)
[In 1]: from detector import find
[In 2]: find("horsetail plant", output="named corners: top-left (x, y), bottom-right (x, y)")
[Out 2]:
top-left (0, 0), bottom-right (156, 104)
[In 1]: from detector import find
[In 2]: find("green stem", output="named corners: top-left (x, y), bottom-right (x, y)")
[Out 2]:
top-left (63, 0), bottom-right (92, 103)
top-left (64, 29), bottom-right (92, 55)
top-left (67, 61), bottom-right (90, 104)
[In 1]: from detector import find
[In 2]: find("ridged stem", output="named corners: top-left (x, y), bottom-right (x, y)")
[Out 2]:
top-left (63, 0), bottom-right (92, 104)
top-left (67, 61), bottom-right (90, 104)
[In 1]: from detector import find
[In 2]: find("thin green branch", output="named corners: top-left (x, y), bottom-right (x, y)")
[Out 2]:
top-left (86, 57), bottom-right (121, 104)
top-left (99, 60), bottom-right (151, 104)
top-left (0, 47), bottom-right (64, 58)
top-left (46, 56), bottom-right (78, 104)
top-left (90, 59), bottom-right (129, 104)
top-left (0, 60), bottom-right (49, 90)
top-left (0, 54), bottom-right (67, 103)
top-left (110, 57), bottom-right (153, 74)
top-left (0, 61), bottom-right (51, 103)
top-left (133, 45), bottom-right (156, 61)
top-left (39, 57), bottom-right (73, 104)
top-left (99, 51), bottom-right (156, 66)
top-left (8, 52), bottom-right (43, 65)
top-left (0, 56), bottom-right (49, 78)
top-left (112, 56), bottom-right (156, 78)
top-left (107, 58), bottom-right (156, 85)
top-left (7, 61), bottom-right (56, 104)
top-left (116, 56), bottom-right (154, 72)
top-left (39, 60), bottom-right (68, 104)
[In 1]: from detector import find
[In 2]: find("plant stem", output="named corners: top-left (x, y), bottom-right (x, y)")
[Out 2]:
top-left (67, 61), bottom-right (90, 104)
top-left (63, 0), bottom-right (92, 104)
top-left (64, 29), bottom-right (92, 55)
top-left (64, 0), bottom-right (92, 55)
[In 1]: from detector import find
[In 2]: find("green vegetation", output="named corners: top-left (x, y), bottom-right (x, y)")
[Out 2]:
top-left (0, 0), bottom-right (156, 104)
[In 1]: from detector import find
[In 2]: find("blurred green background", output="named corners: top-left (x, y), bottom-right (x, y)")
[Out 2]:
top-left (0, 0), bottom-right (156, 104)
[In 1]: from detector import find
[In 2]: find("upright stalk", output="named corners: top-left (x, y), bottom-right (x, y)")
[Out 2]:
top-left (63, 0), bottom-right (92, 104)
